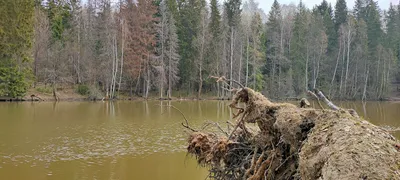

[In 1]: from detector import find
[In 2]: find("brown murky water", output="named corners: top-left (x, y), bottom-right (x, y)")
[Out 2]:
top-left (0, 100), bottom-right (399, 180)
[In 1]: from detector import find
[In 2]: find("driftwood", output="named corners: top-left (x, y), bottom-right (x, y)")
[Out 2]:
top-left (30, 94), bottom-right (44, 101)
top-left (184, 82), bottom-right (400, 180)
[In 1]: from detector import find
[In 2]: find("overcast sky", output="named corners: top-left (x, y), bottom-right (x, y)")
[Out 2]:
top-left (257, 0), bottom-right (399, 13)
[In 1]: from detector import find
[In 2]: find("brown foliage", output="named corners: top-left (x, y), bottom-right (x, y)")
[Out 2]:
top-left (122, 0), bottom-right (158, 79)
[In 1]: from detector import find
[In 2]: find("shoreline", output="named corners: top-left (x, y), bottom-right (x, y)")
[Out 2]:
top-left (1, 87), bottom-right (399, 102)
top-left (2, 96), bottom-right (400, 102)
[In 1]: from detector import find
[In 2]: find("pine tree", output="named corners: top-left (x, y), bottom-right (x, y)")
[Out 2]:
top-left (0, 0), bottom-right (34, 97)
top-left (365, 0), bottom-right (382, 51)
top-left (317, 0), bottom-right (336, 53)
top-left (265, 0), bottom-right (282, 95)
top-left (385, 3), bottom-right (399, 66)
top-left (249, 12), bottom-right (263, 91)
top-left (177, 0), bottom-right (204, 93)
top-left (290, 1), bottom-right (310, 94)
top-left (207, 0), bottom-right (221, 74)
top-left (334, 0), bottom-right (348, 32)
top-left (354, 0), bottom-right (368, 20)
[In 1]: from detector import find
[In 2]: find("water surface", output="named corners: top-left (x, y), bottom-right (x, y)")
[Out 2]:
top-left (0, 100), bottom-right (399, 179)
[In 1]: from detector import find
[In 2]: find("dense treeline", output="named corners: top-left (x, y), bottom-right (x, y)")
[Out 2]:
top-left (1, 0), bottom-right (399, 100)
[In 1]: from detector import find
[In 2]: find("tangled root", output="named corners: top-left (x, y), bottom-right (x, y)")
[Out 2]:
top-left (186, 87), bottom-right (400, 180)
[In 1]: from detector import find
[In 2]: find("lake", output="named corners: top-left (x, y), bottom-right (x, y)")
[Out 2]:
top-left (0, 100), bottom-right (399, 180)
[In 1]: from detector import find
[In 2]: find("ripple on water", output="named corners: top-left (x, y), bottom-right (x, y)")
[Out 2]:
top-left (1, 121), bottom-right (188, 166)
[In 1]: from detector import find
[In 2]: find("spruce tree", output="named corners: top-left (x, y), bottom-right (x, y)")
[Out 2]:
top-left (0, 0), bottom-right (34, 97)
top-left (290, 1), bottom-right (310, 93)
top-left (177, 0), bottom-right (204, 92)
top-left (334, 0), bottom-right (348, 31)
top-left (207, 0), bottom-right (221, 76)
top-left (317, 1), bottom-right (336, 53)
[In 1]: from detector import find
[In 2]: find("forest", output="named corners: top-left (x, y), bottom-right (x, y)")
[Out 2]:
top-left (0, 0), bottom-right (399, 100)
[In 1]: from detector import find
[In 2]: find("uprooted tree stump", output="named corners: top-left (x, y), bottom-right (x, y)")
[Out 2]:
top-left (186, 87), bottom-right (400, 180)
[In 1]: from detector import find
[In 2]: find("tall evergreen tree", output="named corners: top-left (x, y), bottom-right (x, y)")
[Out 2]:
top-left (291, 1), bottom-right (310, 93)
top-left (207, 0), bottom-right (221, 82)
top-left (0, 0), bottom-right (34, 97)
top-left (177, 0), bottom-right (204, 92)
top-left (385, 3), bottom-right (399, 50)
top-left (265, 0), bottom-right (282, 95)
top-left (317, 0), bottom-right (336, 53)
top-left (365, 0), bottom-right (382, 51)
top-left (354, 0), bottom-right (368, 20)
top-left (224, 0), bottom-right (242, 90)
top-left (334, 0), bottom-right (348, 31)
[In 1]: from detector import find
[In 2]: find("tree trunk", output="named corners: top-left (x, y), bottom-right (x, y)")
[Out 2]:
top-left (238, 43), bottom-right (243, 86)
top-left (118, 19), bottom-right (125, 95)
top-left (305, 42), bottom-right (309, 91)
top-left (168, 48), bottom-right (172, 99)
top-left (246, 34), bottom-right (249, 87)
top-left (230, 28), bottom-right (234, 95)
top-left (145, 57), bottom-right (150, 99)
top-left (352, 62), bottom-right (358, 98)
top-left (329, 40), bottom-right (342, 97)
top-left (160, 18), bottom-right (164, 99)
top-left (344, 28), bottom-right (351, 97)
top-left (362, 67), bottom-right (369, 101)
top-left (339, 45), bottom-right (345, 98)
top-left (198, 65), bottom-right (202, 99)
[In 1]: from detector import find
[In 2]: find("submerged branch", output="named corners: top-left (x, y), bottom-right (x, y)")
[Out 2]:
top-left (156, 104), bottom-right (197, 132)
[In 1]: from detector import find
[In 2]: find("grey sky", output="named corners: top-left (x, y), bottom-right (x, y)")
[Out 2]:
top-left (256, 0), bottom-right (399, 13)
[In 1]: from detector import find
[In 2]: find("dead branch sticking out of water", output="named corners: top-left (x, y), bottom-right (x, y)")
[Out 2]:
top-left (307, 90), bottom-right (324, 109)
top-left (186, 86), bottom-right (400, 180)
top-left (307, 89), bottom-right (359, 118)
top-left (313, 89), bottom-right (339, 110)
top-left (156, 104), bottom-right (197, 132)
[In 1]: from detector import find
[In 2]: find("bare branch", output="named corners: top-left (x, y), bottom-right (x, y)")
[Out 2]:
top-left (314, 89), bottom-right (340, 110)
top-left (156, 104), bottom-right (197, 132)
top-left (201, 121), bottom-right (229, 137)
top-left (307, 90), bottom-right (324, 110)
top-left (209, 76), bottom-right (245, 89)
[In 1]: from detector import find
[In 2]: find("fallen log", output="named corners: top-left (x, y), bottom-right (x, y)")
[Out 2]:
top-left (185, 87), bottom-right (400, 180)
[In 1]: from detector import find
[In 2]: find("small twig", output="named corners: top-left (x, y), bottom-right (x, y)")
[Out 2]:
top-left (244, 147), bottom-right (258, 178)
top-left (232, 108), bottom-right (244, 118)
top-left (201, 121), bottom-right (229, 137)
top-left (253, 150), bottom-right (265, 172)
top-left (226, 120), bottom-right (235, 126)
top-left (156, 104), bottom-right (197, 132)
top-left (228, 111), bottom-right (248, 140)
top-left (265, 151), bottom-right (275, 178)
top-left (274, 152), bottom-right (298, 171)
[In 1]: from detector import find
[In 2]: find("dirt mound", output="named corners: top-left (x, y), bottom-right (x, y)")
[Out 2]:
top-left (186, 87), bottom-right (400, 180)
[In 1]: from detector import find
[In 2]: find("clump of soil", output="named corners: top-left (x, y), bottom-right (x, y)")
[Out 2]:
top-left (186, 87), bottom-right (400, 180)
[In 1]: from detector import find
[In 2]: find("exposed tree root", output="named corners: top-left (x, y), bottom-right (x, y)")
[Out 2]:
top-left (185, 86), bottom-right (400, 180)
